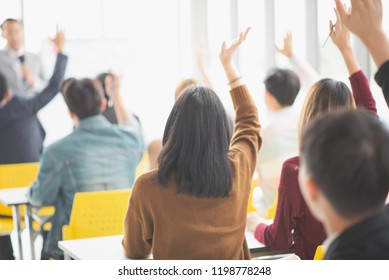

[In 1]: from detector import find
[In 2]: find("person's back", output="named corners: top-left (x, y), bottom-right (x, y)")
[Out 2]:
top-left (250, 156), bottom-right (326, 259)
top-left (324, 206), bottom-right (389, 259)
top-left (0, 30), bottom-right (67, 164)
top-left (0, 96), bottom-right (47, 163)
top-left (123, 29), bottom-right (261, 260)
top-left (256, 68), bottom-right (300, 214)
top-left (130, 166), bottom-right (253, 259)
top-left (300, 110), bottom-right (389, 260)
top-left (28, 76), bottom-right (144, 259)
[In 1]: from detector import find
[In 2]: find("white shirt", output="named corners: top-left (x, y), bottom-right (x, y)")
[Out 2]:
top-left (256, 106), bottom-right (299, 215)
top-left (0, 46), bottom-right (46, 97)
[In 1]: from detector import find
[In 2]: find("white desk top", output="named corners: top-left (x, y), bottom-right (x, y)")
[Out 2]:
top-left (58, 231), bottom-right (266, 260)
top-left (0, 187), bottom-right (29, 206)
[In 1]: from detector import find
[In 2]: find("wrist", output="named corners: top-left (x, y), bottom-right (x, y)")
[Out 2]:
top-left (339, 46), bottom-right (353, 57)
top-left (221, 61), bottom-right (233, 69)
top-left (361, 29), bottom-right (386, 47)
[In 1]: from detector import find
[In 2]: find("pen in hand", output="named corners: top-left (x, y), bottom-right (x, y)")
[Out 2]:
top-left (322, 23), bottom-right (336, 48)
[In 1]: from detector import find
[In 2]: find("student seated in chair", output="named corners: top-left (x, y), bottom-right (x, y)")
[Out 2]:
top-left (299, 110), bottom-right (389, 259)
top-left (28, 74), bottom-right (144, 260)
top-left (122, 28), bottom-right (261, 260)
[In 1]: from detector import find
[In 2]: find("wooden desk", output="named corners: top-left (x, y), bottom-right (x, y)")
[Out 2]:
top-left (0, 187), bottom-right (35, 260)
top-left (58, 231), bottom-right (267, 260)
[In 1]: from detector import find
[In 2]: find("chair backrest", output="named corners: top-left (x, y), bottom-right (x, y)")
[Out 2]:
top-left (313, 245), bottom-right (325, 260)
top-left (62, 189), bottom-right (131, 240)
top-left (135, 152), bottom-right (150, 179)
top-left (247, 178), bottom-right (258, 213)
top-left (0, 162), bottom-right (39, 216)
top-left (266, 195), bottom-right (277, 219)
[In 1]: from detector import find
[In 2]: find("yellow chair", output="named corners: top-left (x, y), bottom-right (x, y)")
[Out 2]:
top-left (0, 162), bottom-right (39, 216)
top-left (62, 189), bottom-right (131, 240)
top-left (135, 152), bottom-right (150, 180)
top-left (313, 245), bottom-right (325, 260)
top-left (266, 195), bottom-right (277, 219)
top-left (0, 163), bottom-right (54, 233)
top-left (247, 178), bottom-right (258, 213)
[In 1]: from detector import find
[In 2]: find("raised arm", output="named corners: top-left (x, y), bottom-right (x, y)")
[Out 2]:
top-left (276, 32), bottom-right (320, 89)
top-left (335, 0), bottom-right (389, 105)
top-left (111, 74), bottom-right (130, 124)
top-left (196, 43), bottom-right (214, 90)
top-left (331, 7), bottom-right (377, 114)
top-left (220, 28), bottom-right (261, 175)
top-left (336, 0), bottom-right (389, 68)
top-left (220, 28), bottom-right (250, 90)
top-left (24, 28), bottom-right (68, 114)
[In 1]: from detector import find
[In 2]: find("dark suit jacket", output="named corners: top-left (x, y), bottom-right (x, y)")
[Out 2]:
top-left (0, 53), bottom-right (68, 164)
top-left (325, 205), bottom-right (389, 260)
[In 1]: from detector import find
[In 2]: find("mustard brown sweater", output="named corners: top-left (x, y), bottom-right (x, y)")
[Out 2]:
top-left (123, 85), bottom-right (261, 259)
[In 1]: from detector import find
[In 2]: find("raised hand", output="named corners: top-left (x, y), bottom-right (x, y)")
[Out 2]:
top-left (335, 0), bottom-right (383, 43)
top-left (52, 26), bottom-right (65, 53)
top-left (111, 72), bottom-right (121, 98)
top-left (220, 27), bottom-right (251, 67)
top-left (335, 0), bottom-right (389, 68)
top-left (220, 27), bottom-right (251, 89)
top-left (275, 32), bottom-right (293, 58)
top-left (330, 8), bottom-right (351, 54)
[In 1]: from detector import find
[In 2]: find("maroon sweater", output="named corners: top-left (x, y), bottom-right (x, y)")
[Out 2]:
top-left (255, 70), bottom-right (377, 260)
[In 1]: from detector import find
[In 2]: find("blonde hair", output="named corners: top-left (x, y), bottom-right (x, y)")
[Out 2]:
top-left (174, 78), bottom-right (199, 100)
top-left (298, 79), bottom-right (355, 150)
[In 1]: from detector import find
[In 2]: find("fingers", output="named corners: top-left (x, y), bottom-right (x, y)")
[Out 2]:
top-left (334, 7), bottom-right (341, 24)
top-left (286, 31), bottom-right (292, 42)
top-left (242, 27), bottom-right (251, 41)
top-left (221, 41), bottom-right (226, 55)
top-left (330, 20), bottom-right (334, 33)
top-left (274, 43), bottom-right (282, 53)
top-left (335, 0), bottom-right (348, 23)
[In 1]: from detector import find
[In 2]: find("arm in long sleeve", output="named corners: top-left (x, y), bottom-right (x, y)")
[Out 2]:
top-left (254, 162), bottom-right (296, 251)
top-left (374, 60), bottom-right (389, 107)
top-left (27, 148), bottom-right (62, 206)
top-left (350, 70), bottom-right (377, 115)
top-left (23, 53), bottom-right (68, 114)
top-left (289, 55), bottom-right (320, 91)
top-left (229, 85), bottom-right (261, 176)
top-left (122, 185), bottom-right (151, 259)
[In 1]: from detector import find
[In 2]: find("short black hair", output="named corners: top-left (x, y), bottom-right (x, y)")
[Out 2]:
top-left (158, 86), bottom-right (233, 198)
top-left (264, 68), bottom-right (301, 106)
top-left (61, 78), bottom-right (103, 120)
top-left (301, 109), bottom-right (389, 218)
top-left (0, 72), bottom-right (8, 102)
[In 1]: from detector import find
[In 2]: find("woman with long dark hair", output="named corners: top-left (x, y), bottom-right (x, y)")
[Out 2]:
top-left (122, 28), bottom-right (261, 259)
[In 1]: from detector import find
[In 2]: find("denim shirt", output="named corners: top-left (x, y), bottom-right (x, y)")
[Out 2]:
top-left (28, 114), bottom-right (144, 258)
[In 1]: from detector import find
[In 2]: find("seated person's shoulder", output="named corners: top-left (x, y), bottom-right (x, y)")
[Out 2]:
top-left (281, 156), bottom-right (300, 174)
top-left (283, 156), bottom-right (299, 166)
top-left (131, 170), bottom-right (159, 196)
top-left (135, 170), bottom-right (158, 187)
